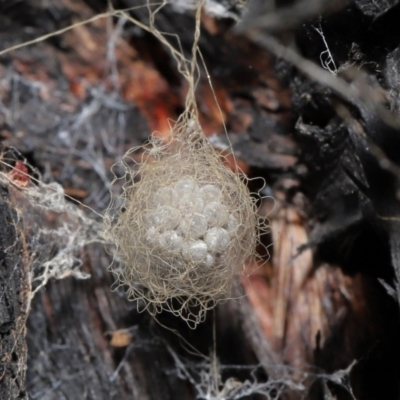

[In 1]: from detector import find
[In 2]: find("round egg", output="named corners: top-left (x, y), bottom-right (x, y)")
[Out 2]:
top-left (181, 240), bottom-right (208, 262)
top-left (205, 227), bottom-right (230, 253)
top-left (199, 184), bottom-right (222, 202)
top-left (158, 230), bottom-right (183, 252)
top-left (149, 206), bottom-right (180, 230)
top-left (177, 195), bottom-right (204, 213)
top-left (174, 179), bottom-right (198, 195)
top-left (145, 226), bottom-right (158, 244)
top-left (173, 179), bottom-right (204, 212)
top-left (202, 253), bottom-right (215, 268)
top-left (203, 202), bottom-right (229, 227)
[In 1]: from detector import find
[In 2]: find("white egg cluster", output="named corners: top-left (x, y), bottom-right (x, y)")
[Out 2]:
top-left (145, 179), bottom-right (237, 267)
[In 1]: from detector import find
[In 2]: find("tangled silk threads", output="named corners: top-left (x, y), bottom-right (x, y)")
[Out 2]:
top-left (104, 117), bottom-right (263, 324)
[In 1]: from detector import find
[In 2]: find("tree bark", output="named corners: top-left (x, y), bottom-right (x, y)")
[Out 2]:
top-left (1, 0), bottom-right (400, 399)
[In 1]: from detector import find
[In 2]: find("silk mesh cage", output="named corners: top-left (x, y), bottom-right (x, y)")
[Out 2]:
top-left (103, 0), bottom-right (268, 326)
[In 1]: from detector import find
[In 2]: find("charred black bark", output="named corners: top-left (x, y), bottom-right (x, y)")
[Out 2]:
top-left (0, 186), bottom-right (28, 400)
